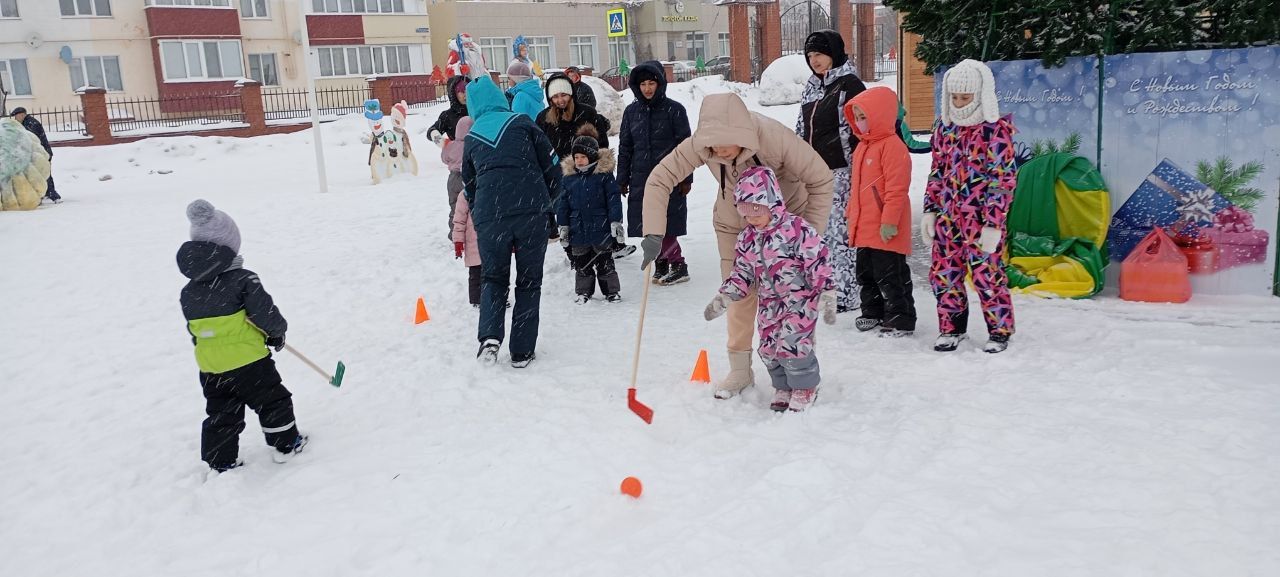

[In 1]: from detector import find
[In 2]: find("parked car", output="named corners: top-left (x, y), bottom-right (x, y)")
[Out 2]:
top-left (706, 55), bottom-right (731, 73)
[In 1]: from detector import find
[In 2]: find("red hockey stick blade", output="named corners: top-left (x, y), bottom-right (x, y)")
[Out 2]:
top-left (627, 387), bottom-right (653, 424)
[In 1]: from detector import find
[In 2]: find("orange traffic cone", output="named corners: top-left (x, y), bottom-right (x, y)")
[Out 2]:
top-left (690, 349), bottom-right (711, 383)
top-left (414, 297), bottom-right (430, 324)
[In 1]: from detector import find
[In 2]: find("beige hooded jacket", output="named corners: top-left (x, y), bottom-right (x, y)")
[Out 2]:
top-left (641, 93), bottom-right (834, 237)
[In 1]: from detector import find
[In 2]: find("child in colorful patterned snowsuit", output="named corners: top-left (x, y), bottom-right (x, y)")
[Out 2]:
top-left (704, 167), bottom-right (835, 412)
top-left (922, 59), bottom-right (1018, 353)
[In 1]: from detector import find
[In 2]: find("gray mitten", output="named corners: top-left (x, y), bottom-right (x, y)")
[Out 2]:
top-left (704, 294), bottom-right (729, 321)
top-left (558, 226), bottom-right (570, 247)
top-left (640, 234), bottom-right (663, 270)
top-left (610, 222), bottom-right (625, 244)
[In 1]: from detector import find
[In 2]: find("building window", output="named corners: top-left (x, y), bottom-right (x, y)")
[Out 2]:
top-left (60, 0), bottom-right (113, 16)
top-left (526, 36), bottom-right (553, 69)
top-left (69, 56), bottom-right (124, 92)
top-left (317, 45), bottom-right (416, 77)
top-left (247, 53), bottom-right (278, 85)
top-left (478, 37), bottom-right (509, 72)
top-left (239, 0), bottom-right (267, 18)
top-left (569, 36), bottom-right (596, 70)
top-left (608, 37), bottom-right (633, 70)
top-left (686, 33), bottom-right (707, 62)
top-left (0, 58), bottom-right (32, 96)
top-left (718, 32), bottom-right (730, 57)
top-left (311, 0), bottom-right (404, 13)
top-left (1, 0), bottom-right (19, 18)
top-left (149, 0), bottom-right (231, 6)
top-left (159, 40), bottom-right (244, 81)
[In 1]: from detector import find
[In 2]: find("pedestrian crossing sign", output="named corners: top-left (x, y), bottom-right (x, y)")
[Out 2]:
top-left (607, 8), bottom-right (627, 38)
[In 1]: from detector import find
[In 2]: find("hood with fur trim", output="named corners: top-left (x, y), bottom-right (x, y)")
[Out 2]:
top-left (560, 147), bottom-right (615, 175)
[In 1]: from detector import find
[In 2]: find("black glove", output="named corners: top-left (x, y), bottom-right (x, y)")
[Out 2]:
top-left (619, 183), bottom-right (629, 196)
top-left (266, 335), bottom-right (285, 352)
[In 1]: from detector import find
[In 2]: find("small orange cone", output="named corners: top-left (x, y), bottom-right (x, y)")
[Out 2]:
top-left (690, 349), bottom-right (711, 383)
top-left (414, 297), bottom-right (430, 324)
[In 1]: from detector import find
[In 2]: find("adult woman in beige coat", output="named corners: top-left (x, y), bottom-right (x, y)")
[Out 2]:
top-left (639, 93), bottom-right (835, 399)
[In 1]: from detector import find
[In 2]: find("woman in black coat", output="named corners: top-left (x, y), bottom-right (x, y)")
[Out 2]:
top-left (616, 61), bottom-right (693, 285)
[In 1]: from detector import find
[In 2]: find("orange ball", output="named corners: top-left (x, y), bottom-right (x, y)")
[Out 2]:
top-left (620, 476), bottom-right (643, 498)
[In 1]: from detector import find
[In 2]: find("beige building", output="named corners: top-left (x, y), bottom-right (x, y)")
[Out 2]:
top-left (427, 0), bottom-right (730, 77)
top-left (0, 0), bottom-right (432, 111)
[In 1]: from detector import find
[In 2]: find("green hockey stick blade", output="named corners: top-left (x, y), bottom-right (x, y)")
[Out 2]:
top-left (330, 361), bottom-right (346, 387)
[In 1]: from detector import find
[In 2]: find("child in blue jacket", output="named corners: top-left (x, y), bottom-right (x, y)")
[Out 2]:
top-left (556, 126), bottom-right (625, 303)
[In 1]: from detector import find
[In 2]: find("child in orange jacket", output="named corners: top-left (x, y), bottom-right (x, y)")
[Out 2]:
top-left (842, 87), bottom-right (915, 336)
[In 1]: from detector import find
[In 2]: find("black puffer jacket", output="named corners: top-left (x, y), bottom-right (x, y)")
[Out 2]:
top-left (795, 30), bottom-right (866, 170)
top-left (21, 114), bottom-right (52, 157)
top-left (427, 75), bottom-right (470, 140)
top-left (536, 72), bottom-right (611, 159)
top-left (617, 60), bottom-right (692, 237)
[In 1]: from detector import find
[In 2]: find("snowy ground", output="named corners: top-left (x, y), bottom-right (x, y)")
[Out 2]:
top-left (3, 79), bottom-right (1279, 577)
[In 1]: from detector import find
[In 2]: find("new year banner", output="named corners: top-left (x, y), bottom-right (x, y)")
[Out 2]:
top-left (1101, 47), bottom-right (1280, 296)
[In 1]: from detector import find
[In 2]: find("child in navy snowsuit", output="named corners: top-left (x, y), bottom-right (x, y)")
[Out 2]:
top-left (177, 200), bottom-right (306, 473)
top-left (556, 127), bottom-right (624, 302)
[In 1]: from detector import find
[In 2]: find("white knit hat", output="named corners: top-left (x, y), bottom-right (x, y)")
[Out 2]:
top-left (187, 199), bottom-right (241, 254)
top-left (547, 78), bottom-right (573, 98)
top-left (941, 59), bottom-right (999, 126)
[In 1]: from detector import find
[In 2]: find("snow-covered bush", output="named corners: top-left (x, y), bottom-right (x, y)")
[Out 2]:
top-left (758, 54), bottom-right (813, 106)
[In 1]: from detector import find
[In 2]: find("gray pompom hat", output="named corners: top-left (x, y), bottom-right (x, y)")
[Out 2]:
top-left (186, 199), bottom-right (241, 254)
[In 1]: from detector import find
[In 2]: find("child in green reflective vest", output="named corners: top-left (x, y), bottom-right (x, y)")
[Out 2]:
top-left (177, 199), bottom-right (307, 474)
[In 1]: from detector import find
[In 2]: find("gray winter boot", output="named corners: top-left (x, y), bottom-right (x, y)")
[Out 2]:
top-left (714, 350), bottom-right (756, 399)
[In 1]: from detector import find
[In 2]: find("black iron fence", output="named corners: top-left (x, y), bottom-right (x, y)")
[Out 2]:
top-left (29, 105), bottom-right (87, 137)
top-left (263, 84), bottom-right (370, 121)
top-left (106, 93), bottom-right (243, 134)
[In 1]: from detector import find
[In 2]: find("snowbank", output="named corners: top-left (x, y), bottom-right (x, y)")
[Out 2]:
top-left (580, 75), bottom-right (623, 136)
top-left (758, 54), bottom-right (813, 106)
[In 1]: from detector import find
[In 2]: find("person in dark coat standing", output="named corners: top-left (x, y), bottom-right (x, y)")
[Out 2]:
top-left (537, 72), bottom-right (611, 244)
top-left (795, 30), bottom-right (867, 315)
top-left (428, 76), bottom-right (471, 234)
top-left (462, 76), bottom-right (561, 368)
top-left (564, 66), bottom-right (597, 109)
top-left (617, 61), bottom-right (692, 285)
top-left (11, 107), bottom-right (60, 203)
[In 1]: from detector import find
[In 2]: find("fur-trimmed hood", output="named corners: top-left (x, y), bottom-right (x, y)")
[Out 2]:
top-left (560, 147), bottom-right (615, 175)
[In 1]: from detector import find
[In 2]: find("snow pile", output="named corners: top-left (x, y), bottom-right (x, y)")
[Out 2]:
top-left (581, 75), bottom-right (624, 136)
top-left (2, 83), bottom-right (1279, 576)
top-left (758, 54), bottom-right (813, 106)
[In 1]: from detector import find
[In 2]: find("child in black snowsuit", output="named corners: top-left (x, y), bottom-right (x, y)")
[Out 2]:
top-left (555, 127), bottom-right (625, 303)
top-left (177, 200), bottom-right (307, 473)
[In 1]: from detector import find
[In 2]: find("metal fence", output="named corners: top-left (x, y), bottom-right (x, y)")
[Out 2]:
top-left (263, 84), bottom-right (370, 121)
top-left (875, 58), bottom-right (899, 78)
top-left (392, 81), bottom-right (447, 108)
top-left (106, 92), bottom-right (243, 134)
top-left (29, 105), bottom-right (87, 136)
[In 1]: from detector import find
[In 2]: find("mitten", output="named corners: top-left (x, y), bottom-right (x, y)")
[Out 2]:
top-left (979, 227), bottom-right (1002, 255)
top-left (610, 222), bottom-right (625, 244)
top-left (704, 294), bottom-right (729, 321)
top-left (454, 241), bottom-right (464, 259)
top-left (920, 213), bottom-right (937, 244)
top-left (678, 182), bottom-right (692, 195)
top-left (265, 335), bottom-right (285, 353)
top-left (820, 291), bottom-right (838, 325)
top-left (640, 235), bottom-right (663, 270)
top-left (880, 223), bottom-right (898, 243)
top-left (558, 226), bottom-right (570, 247)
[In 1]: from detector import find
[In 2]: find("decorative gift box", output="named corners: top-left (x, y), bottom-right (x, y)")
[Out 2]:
top-left (1108, 158), bottom-right (1231, 261)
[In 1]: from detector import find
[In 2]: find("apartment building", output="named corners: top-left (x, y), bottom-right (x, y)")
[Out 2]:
top-left (0, 0), bottom-right (432, 111)
top-left (427, 0), bottom-right (731, 77)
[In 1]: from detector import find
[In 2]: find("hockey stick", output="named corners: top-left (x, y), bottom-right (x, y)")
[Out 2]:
top-left (627, 263), bottom-right (655, 424)
top-left (283, 343), bottom-right (345, 388)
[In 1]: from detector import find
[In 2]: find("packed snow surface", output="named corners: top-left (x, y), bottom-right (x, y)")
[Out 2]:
top-left (2, 77), bottom-right (1278, 577)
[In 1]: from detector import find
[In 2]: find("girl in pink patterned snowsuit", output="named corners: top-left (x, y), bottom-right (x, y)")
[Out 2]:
top-left (923, 59), bottom-right (1019, 354)
top-left (704, 166), bottom-right (835, 412)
